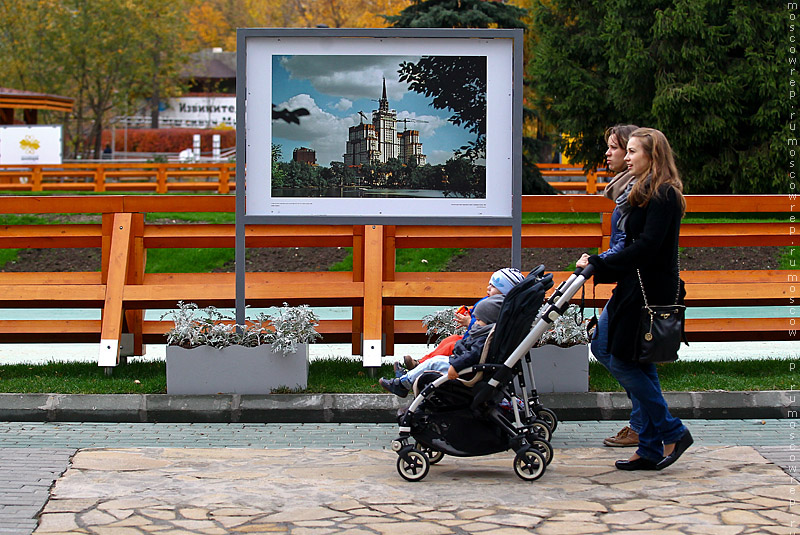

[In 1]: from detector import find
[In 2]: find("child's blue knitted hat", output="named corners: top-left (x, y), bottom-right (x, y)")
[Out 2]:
top-left (489, 268), bottom-right (524, 295)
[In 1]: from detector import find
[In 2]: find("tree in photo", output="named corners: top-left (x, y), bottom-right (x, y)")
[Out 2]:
top-left (398, 56), bottom-right (487, 160)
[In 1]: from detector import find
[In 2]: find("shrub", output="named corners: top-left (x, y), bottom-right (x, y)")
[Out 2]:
top-left (101, 128), bottom-right (235, 153)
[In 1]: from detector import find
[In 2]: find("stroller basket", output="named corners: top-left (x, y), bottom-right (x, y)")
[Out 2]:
top-left (391, 264), bottom-right (595, 482)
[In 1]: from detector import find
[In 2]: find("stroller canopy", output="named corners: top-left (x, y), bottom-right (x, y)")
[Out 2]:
top-left (485, 267), bottom-right (553, 364)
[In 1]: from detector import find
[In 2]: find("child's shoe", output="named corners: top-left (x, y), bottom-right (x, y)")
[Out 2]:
top-left (379, 377), bottom-right (409, 398)
top-left (393, 362), bottom-right (404, 378)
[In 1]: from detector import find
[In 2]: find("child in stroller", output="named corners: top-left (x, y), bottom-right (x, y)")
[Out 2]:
top-left (390, 265), bottom-right (594, 482)
top-left (379, 293), bottom-right (504, 398)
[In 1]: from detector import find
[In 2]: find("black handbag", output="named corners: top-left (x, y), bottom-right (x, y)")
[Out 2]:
top-left (633, 267), bottom-right (685, 364)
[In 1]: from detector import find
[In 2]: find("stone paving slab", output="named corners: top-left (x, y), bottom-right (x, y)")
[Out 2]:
top-left (33, 446), bottom-right (797, 535)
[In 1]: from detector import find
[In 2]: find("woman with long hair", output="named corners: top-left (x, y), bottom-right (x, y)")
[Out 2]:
top-left (578, 127), bottom-right (692, 470)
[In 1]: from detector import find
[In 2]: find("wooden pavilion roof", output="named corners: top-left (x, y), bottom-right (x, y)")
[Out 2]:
top-left (0, 88), bottom-right (73, 113)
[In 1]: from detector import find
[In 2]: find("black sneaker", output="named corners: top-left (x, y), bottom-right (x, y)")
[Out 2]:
top-left (379, 377), bottom-right (409, 398)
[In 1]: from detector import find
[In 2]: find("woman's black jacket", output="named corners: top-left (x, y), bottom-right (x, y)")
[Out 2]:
top-left (587, 184), bottom-right (685, 362)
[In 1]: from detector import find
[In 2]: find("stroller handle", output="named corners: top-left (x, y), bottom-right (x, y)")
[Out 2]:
top-left (577, 264), bottom-right (594, 279)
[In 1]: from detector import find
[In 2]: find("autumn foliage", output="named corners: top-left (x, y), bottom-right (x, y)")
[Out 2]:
top-left (101, 129), bottom-right (236, 153)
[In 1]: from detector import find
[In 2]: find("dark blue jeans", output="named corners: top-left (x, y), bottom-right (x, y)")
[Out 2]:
top-left (591, 308), bottom-right (647, 434)
top-left (607, 356), bottom-right (686, 462)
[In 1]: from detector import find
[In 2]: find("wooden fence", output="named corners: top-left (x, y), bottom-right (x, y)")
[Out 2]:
top-left (0, 193), bottom-right (792, 370)
top-left (0, 162), bottom-right (609, 195)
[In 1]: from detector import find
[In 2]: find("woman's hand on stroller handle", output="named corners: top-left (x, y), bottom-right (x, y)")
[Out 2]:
top-left (575, 254), bottom-right (594, 279)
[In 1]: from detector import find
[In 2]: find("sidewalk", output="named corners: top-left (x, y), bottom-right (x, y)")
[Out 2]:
top-left (0, 420), bottom-right (794, 535)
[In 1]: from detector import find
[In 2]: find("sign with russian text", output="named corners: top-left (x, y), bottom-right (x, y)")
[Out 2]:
top-left (161, 96), bottom-right (236, 128)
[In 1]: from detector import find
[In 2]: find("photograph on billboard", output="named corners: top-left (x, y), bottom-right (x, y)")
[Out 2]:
top-left (241, 30), bottom-right (517, 222)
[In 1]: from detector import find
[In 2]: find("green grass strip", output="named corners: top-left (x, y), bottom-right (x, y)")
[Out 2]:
top-left (0, 358), bottom-right (791, 394)
top-left (588, 358), bottom-right (795, 392)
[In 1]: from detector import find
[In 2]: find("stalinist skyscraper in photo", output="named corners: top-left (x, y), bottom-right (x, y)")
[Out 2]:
top-left (344, 78), bottom-right (426, 167)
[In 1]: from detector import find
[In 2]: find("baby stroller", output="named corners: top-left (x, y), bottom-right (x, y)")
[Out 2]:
top-left (391, 264), bottom-right (594, 481)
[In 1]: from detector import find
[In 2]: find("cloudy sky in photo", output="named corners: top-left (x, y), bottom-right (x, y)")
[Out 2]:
top-left (271, 55), bottom-right (477, 166)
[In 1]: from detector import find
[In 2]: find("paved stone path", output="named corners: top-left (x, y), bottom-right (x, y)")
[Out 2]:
top-left (0, 420), bottom-right (794, 534)
top-left (35, 446), bottom-right (796, 534)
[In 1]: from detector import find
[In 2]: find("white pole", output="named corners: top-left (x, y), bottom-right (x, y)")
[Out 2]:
top-left (212, 134), bottom-right (220, 162)
top-left (193, 134), bottom-right (201, 161)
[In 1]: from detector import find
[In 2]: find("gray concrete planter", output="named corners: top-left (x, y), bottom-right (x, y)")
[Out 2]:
top-left (166, 344), bottom-right (309, 395)
top-left (528, 344), bottom-right (589, 393)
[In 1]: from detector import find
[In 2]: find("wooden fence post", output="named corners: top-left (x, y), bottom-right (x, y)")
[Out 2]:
top-left (351, 225), bottom-right (364, 356)
top-left (95, 164), bottom-right (106, 193)
top-left (219, 164), bottom-right (230, 194)
top-left (31, 166), bottom-right (42, 192)
top-left (587, 168), bottom-right (598, 195)
top-left (98, 212), bottom-right (133, 370)
top-left (123, 212), bottom-right (145, 356)
top-left (382, 225), bottom-right (396, 357)
top-left (362, 224), bottom-right (384, 367)
top-left (156, 165), bottom-right (167, 194)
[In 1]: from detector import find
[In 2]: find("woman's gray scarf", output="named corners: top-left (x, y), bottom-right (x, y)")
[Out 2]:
top-left (604, 170), bottom-right (636, 232)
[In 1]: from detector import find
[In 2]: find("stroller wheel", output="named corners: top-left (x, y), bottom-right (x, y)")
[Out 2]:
top-left (513, 449), bottom-right (546, 481)
top-left (397, 450), bottom-right (430, 482)
top-left (536, 408), bottom-right (558, 433)
top-left (530, 439), bottom-right (554, 466)
top-left (530, 421), bottom-right (552, 442)
top-left (414, 442), bottom-right (445, 465)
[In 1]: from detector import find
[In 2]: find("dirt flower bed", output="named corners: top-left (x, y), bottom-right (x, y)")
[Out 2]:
top-left (0, 245), bottom-right (782, 273)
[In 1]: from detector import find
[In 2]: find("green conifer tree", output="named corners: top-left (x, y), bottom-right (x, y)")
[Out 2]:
top-left (529, 0), bottom-right (789, 194)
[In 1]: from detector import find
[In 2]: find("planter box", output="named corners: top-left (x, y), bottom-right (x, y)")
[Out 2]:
top-left (166, 344), bottom-right (308, 395)
top-left (527, 344), bottom-right (589, 393)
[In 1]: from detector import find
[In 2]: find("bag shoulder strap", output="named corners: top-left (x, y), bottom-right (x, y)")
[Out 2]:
top-left (636, 256), bottom-right (681, 308)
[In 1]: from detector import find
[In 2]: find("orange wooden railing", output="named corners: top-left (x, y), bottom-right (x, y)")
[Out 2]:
top-left (0, 162), bottom-right (608, 195)
top-left (0, 194), bottom-right (792, 369)
top-left (0, 162), bottom-right (235, 194)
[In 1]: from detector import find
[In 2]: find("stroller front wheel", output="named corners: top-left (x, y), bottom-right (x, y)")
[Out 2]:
top-left (397, 449), bottom-right (430, 482)
top-left (513, 449), bottom-right (546, 481)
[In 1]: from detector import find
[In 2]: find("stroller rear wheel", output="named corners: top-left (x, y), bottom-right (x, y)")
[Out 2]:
top-left (397, 449), bottom-right (430, 482)
top-left (530, 421), bottom-right (552, 442)
top-left (414, 442), bottom-right (445, 465)
top-left (530, 438), bottom-right (553, 465)
top-left (536, 408), bottom-right (558, 433)
top-left (513, 448), bottom-right (546, 481)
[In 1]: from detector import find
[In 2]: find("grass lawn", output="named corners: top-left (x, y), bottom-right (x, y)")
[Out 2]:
top-left (0, 357), bottom-right (791, 395)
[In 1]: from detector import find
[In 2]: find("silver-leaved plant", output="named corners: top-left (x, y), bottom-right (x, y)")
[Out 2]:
top-left (536, 304), bottom-right (590, 348)
top-left (162, 301), bottom-right (321, 355)
top-left (421, 307), bottom-right (466, 345)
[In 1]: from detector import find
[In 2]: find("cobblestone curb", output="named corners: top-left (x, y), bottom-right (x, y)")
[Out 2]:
top-left (0, 391), bottom-right (790, 423)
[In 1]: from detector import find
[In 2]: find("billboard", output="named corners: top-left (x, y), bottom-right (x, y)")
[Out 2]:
top-left (0, 125), bottom-right (62, 165)
top-left (238, 28), bottom-right (521, 224)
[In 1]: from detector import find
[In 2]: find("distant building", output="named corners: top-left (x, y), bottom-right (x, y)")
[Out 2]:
top-left (293, 147), bottom-right (316, 165)
top-left (398, 129), bottom-right (426, 166)
top-left (344, 79), bottom-right (425, 166)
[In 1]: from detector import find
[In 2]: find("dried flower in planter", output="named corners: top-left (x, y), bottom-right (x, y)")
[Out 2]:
top-left (535, 304), bottom-right (590, 348)
top-left (421, 307), bottom-right (466, 345)
top-left (423, 303), bottom-right (588, 349)
top-left (161, 301), bottom-right (321, 355)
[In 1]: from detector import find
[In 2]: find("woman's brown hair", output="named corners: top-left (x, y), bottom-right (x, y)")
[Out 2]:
top-left (604, 124), bottom-right (639, 154)
top-left (627, 128), bottom-right (686, 216)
